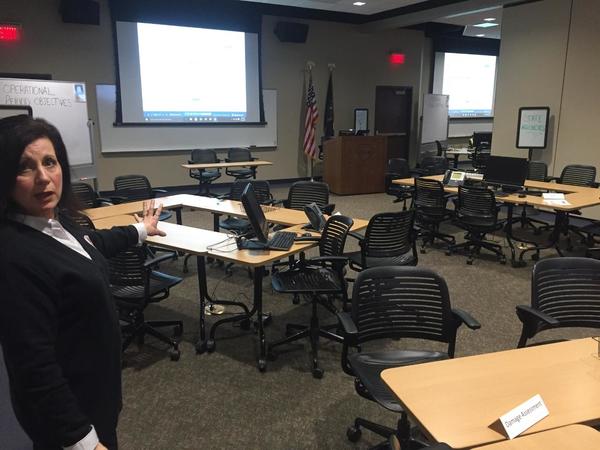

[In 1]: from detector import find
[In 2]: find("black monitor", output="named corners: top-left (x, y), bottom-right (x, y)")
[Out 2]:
top-left (484, 156), bottom-right (528, 192)
top-left (473, 132), bottom-right (492, 148)
top-left (240, 183), bottom-right (269, 244)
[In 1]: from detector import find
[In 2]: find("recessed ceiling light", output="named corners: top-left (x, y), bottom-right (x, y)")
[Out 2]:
top-left (353, 2), bottom-right (366, 6)
top-left (476, 34), bottom-right (486, 37)
top-left (473, 22), bottom-right (499, 28)
top-left (483, 18), bottom-right (496, 22)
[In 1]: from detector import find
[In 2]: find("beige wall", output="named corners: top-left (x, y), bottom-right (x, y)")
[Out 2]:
top-left (0, 1), bottom-right (427, 190)
top-left (493, 0), bottom-right (600, 217)
top-left (492, 0), bottom-right (571, 171)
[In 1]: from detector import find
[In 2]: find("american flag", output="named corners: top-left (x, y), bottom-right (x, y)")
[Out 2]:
top-left (303, 73), bottom-right (319, 159)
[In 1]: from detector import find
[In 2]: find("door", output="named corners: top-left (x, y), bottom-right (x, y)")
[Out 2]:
top-left (375, 86), bottom-right (412, 160)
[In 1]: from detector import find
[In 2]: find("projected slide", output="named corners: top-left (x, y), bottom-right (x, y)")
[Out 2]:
top-left (115, 20), bottom-right (261, 124)
top-left (442, 53), bottom-right (497, 118)
top-left (138, 23), bottom-right (246, 122)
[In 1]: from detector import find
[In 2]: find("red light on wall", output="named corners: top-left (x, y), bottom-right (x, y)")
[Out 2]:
top-left (0, 24), bottom-right (21, 42)
top-left (389, 53), bottom-right (405, 65)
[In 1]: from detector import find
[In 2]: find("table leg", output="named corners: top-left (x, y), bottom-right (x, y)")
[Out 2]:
top-left (503, 203), bottom-right (522, 267)
top-left (254, 266), bottom-right (267, 372)
top-left (453, 155), bottom-right (459, 169)
top-left (195, 255), bottom-right (212, 353)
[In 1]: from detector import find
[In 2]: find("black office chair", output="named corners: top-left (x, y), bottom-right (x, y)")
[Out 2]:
top-left (225, 147), bottom-right (257, 180)
top-left (113, 174), bottom-right (173, 222)
top-left (338, 266), bottom-right (480, 448)
top-left (413, 177), bottom-right (456, 253)
top-left (447, 185), bottom-right (506, 265)
top-left (278, 180), bottom-right (335, 215)
top-left (413, 155), bottom-right (449, 177)
top-left (188, 149), bottom-right (221, 196)
top-left (435, 140), bottom-right (447, 157)
top-left (537, 164), bottom-right (598, 246)
top-left (269, 215), bottom-right (354, 378)
top-left (385, 158), bottom-right (413, 209)
top-left (71, 182), bottom-right (115, 208)
top-left (109, 245), bottom-right (183, 361)
top-left (345, 210), bottom-right (417, 273)
top-left (516, 257), bottom-right (600, 348)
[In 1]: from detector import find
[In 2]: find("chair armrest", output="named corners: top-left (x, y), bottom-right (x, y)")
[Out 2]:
top-left (107, 196), bottom-right (127, 204)
top-left (95, 197), bottom-right (114, 207)
top-left (410, 168), bottom-right (427, 177)
top-left (452, 308), bottom-right (481, 330)
top-left (337, 311), bottom-right (358, 336)
top-left (320, 203), bottom-right (335, 215)
top-left (309, 256), bottom-right (348, 265)
top-left (546, 176), bottom-right (560, 183)
top-left (225, 158), bottom-right (231, 162)
top-left (516, 305), bottom-right (560, 326)
top-left (143, 252), bottom-right (177, 269)
top-left (348, 231), bottom-right (365, 242)
top-left (152, 188), bottom-right (168, 195)
top-left (251, 156), bottom-right (259, 161)
top-left (592, 182), bottom-right (599, 188)
top-left (271, 199), bottom-right (285, 207)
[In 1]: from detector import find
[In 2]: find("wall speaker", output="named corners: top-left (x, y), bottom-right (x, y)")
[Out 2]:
top-left (60, 0), bottom-right (100, 25)
top-left (274, 21), bottom-right (309, 43)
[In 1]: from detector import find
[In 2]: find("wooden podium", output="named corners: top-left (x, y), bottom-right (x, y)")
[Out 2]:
top-left (323, 136), bottom-right (387, 195)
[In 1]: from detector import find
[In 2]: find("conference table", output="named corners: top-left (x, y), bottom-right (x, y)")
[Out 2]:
top-left (180, 159), bottom-right (273, 171)
top-left (445, 147), bottom-right (472, 168)
top-left (90, 196), bottom-right (368, 371)
top-left (381, 338), bottom-right (600, 449)
top-left (472, 424), bottom-right (600, 450)
top-left (393, 175), bottom-right (600, 266)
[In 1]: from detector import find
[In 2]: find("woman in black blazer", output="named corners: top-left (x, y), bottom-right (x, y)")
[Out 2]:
top-left (0, 115), bottom-right (166, 450)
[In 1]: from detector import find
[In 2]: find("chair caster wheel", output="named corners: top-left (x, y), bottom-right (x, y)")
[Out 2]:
top-left (500, 258), bottom-right (507, 265)
top-left (258, 359), bottom-right (267, 372)
top-left (466, 259), bottom-right (473, 265)
top-left (312, 367), bottom-right (324, 379)
top-left (346, 426), bottom-right (362, 443)
top-left (206, 339), bottom-right (216, 353)
top-left (240, 319), bottom-right (251, 330)
top-left (420, 248), bottom-right (426, 254)
top-left (195, 341), bottom-right (206, 354)
top-left (173, 324), bottom-right (183, 337)
top-left (169, 349), bottom-right (181, 361)
top-left (445, 250), bottom-right (452, 256)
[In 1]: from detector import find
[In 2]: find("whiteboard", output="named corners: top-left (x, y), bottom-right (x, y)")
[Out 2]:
top-left (0, 78), bottom-right (94, 179)
top-left (421, 94), bottom-right (449, 143)
top-left (516, 107), bottom-right (550, 148)
top-left (96, 85), bottom-right (277, 153)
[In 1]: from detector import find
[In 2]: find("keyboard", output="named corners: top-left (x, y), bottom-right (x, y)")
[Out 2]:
top-left (266, 231), bottom-right (296, 251)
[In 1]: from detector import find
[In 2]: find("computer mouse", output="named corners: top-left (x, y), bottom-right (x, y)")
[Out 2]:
top-left (301, 232), bottom-right (312, 237)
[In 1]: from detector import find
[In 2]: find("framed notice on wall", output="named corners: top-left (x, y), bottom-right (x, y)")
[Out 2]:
top-left (516, 106), bottom-right (550, 149)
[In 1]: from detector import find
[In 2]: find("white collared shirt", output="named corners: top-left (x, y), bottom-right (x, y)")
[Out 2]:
top-left (10, 213), bottom-right (147, 260)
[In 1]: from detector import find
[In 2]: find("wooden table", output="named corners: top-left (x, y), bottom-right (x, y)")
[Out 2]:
top-left (445, 147), bottom-right (472, 168)
top-left (393, 175), bottom-right (600, 266)
top-left (181, 160), bottom-right (273, 170)
top-left (381, 338), bottom-right (600, 449)
top-left (472, 424), bottom-right (600, 449)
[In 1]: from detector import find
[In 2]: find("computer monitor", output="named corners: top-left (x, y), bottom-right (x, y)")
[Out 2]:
top-left (240, 183), bottom-right (269, 244)
top-left (472, 132), bottom-right (492, 148)
top-left (484, 156), bottom-right (528, 192)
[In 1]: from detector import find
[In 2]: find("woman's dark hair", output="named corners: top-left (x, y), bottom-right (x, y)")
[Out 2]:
top-left (0, 115), bottom-right (75, 220)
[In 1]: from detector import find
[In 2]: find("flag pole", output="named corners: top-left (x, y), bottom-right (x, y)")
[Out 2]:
top-left (306, 61), bottom-right (315, 180)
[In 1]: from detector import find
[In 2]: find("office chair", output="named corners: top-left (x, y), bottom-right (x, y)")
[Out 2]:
top-left (385, 158), bottom-right (413, 210)
top-left (434, 140), bottom-right (447, 157)
top-left (269, 215), bottom-right (354, 378)
top-left (188, 149), bottom-right (221, 196)
top-left (71, 182), bottom-right (115, 208)
top-left (218, 179), bottom-right (274, 235)
top-left (225, 147), bottom-right (257, 180)
top-left (345, 210), bottom-right (417, 274)
top-left (113, 174), bottom-right (172, 222)
top-left (277, 180), bottom-right (335, 215)
top-left (516, 257), bottom-right (600, 348)
top-left (413, 177), bottom-right (456, 253)
top-left (109, 245), bottom-right (183, 361)
top-left (412, 155), bottom-right (449, 177)
top-left (447, 185), bottom-right (506, 265)
top-left (338, 266), bottom-right (480, 448)
top-left (536, 164), bottom-right (597, 247)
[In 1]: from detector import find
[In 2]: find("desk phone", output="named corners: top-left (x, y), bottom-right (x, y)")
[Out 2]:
top-left (443, 170), bottom-right (467, 186)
